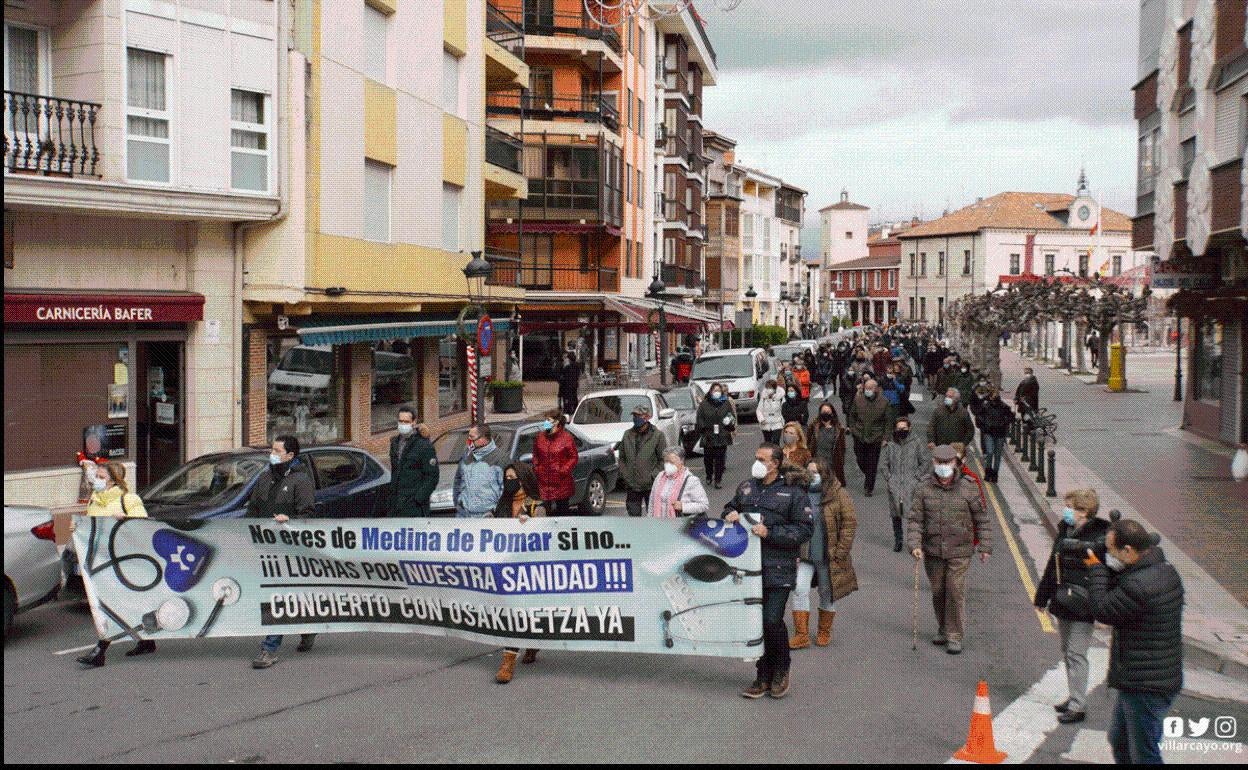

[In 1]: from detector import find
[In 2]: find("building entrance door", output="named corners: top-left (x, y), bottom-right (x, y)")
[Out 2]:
top-left (135, 341), bottom-right (184, 488)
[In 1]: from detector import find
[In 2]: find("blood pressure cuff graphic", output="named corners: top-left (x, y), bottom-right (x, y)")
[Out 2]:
top-left (684, 516), bottom-right (749, 558)
top-left (152, 529), bottom-right (214, 593)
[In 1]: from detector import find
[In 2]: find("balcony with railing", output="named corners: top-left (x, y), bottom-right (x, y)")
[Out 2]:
top-left (662, 262), bottom-right (702, 292)
top-left (4, 92), bottom-right (101, 177)
top-left (485, 1), bottom-right (527, 90)
top-left (483, 244), bottom-right (523, 287)
top-left (519, 264), bottom-right (619, 293)
top-left (485, 126), bottom-right (522, 174)
top-left (488, 92), bottom-right (619, 133)
top-left (663, 69), bottom-right (689, 100)
top-left (519, 6), bottom-right (621, 56)
top-left (487, 135), bottom-right (622, 229)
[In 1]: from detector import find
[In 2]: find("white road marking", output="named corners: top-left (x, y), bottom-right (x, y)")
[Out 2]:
top-left (947, 647), bottom-right (1109, 764)
top-left (1063, 728), bottom-right (1246, 764)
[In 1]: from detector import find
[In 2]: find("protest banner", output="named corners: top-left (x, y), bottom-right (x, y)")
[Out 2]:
top-left (73, 516), bottom-right (763, 658)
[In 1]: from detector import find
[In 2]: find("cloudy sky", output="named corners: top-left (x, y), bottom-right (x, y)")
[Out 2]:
top-left (697, 0), bottom-right (1141, 238)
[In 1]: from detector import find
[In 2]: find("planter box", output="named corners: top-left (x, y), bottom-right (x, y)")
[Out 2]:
top-left (492, 386), bottom-right (524, 413)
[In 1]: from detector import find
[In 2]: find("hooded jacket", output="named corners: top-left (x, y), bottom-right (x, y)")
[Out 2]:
top-left (246, 459), bottom-right (316, 519)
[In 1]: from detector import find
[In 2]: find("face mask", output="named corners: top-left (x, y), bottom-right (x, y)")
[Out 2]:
top-left (713, 392), bottom-right (725, 401)
top-left (751, 460), bottom-right (769, 480)
top-left (934, 463), bottom-right (955, 479)
top-left (1105, 554), bottom-right (1127, 572)
top-left (787, 391), bottom-right (797, 399)
top-left (270, 453), bottom-right (284, 466)
top-left (541, 420), bottom-right (554, 432)
top-left (809, 474), bottom-right (822, 489)
top-left (633, 416), bottom-right (647, 429)
top-left (92, 476), bottom-right (109, 492)
top-left (397, 423), bottom-right (414, 436)
top-left (1062, 507), bottom-right (1076, 526)
top-left (865, 390), bottom-right (876, 399)
top-left (944, 397), bottom-right (954, 407)
top-left (503, 479), bottom-right (521, 495)
top-left (895, 429), bottom-right (909, 441)
top-left (765, 388), bottom-right (775, 395)
top-left (664, 462), bottom-right (678, 476)
top-left (820, 411), bottom-right (833, 422)
top-left (962, 368), bottom-right (969, 374)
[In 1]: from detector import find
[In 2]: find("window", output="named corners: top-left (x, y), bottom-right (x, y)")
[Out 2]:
top-left (962, 249), bottom-right (972, 275)
top-left (529, 68), bottom-right (553, 102)
top-left (636, 169), bottom-right (643, 209)
top-left (888, 270), bottom-right (895, 289)
top-left (742, 211), bottom-right (753, 247)
top-left (625, 240), bottom-right (632, 276)
top-left (230, 90), bottom-right (269, 191)
top-left (1181, 137), bottom-right (1196, 179)
top-left (311, 451), bottom-right (365, 490)
top-left (937, 296), bottom-right (945, 321)
top-left (126, 48), bottom-right (170, 182)
top-left (1044, 253), bottom-right (1055, 276)
top-left (1112, 254), bottom-right (1122, 276)
top-left (835, 273), bottom-right (843, 290)
top-left (849, 273), bottom-right (856, 290)
top-left (1138, 130), bottom-right (1157, 179)
top-left (442, 182), bottom-right (461, 250)
top-left (874, 271), bottom-right (881, 289)
top-left (363, 3), bottom-right (388, 82)
top-left (625, 162), bottom-right (632, 204)
top-left (909, 296), bottom-right (916, 319)
top-left (626, 87), bottom-right (633, 131)
top-left (909, 255), bottom-right (916, 277)
top-left (442, 50), bottom-right (460, 115)
top-left (364, 159), bottom-right (392, 242)
top-left (920, 252), bottom-right (927, 276)
top-left (370, 340), bottom-right (417, 433)
top-left (4, 23), bottom-right (45, 93)
top-left (438, 337), bottom-right (465, 417)
top-left (1078, 252), bottom-right (1089, 277)
top-left (919, 297), bottom-right (926, 320)
top-left (1009, 253), bottom-right (1020, 275)
top-left (626, 21), bottom-right (633, 54)
top-left (938, 251), bottom-right (945, 276)
top-left (266, 337), bottom-right (343, 446)
top-left (1194, 319), bottom-right (1223, 402)
top-left (637, 96), bottom-right (644, 137)
top-left (763, 217), bottom-right (771, 252)
top-left (521, 234), bottom-right (553, 287)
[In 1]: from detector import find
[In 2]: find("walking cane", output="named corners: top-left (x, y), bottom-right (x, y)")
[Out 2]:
top-left (911, 554), bottom-right (921, 651)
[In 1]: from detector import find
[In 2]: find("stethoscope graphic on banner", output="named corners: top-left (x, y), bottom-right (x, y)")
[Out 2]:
top-left (85, 518), bottom-right (240, 641)
top-left (660, 553), bottom-right (764, 649)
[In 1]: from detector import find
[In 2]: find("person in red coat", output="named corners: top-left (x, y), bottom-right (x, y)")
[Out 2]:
top-left (533, 408), bottom-right (579, 515)
top-left (871, 346), bottom-right (892, 379)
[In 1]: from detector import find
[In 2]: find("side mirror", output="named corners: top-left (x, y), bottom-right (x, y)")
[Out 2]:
top-left (659, 408), bottom-right (676, 420)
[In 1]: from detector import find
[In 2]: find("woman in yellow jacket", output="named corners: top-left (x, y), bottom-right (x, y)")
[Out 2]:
top-left (77, 461), bottom-right (156, 667)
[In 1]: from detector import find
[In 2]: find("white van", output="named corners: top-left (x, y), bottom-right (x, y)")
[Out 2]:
top-left (689, 348), bottom-right (773, 418)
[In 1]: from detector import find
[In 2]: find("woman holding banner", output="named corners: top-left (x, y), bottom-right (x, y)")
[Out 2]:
top-left (494, 462), bottom-right (545, 683)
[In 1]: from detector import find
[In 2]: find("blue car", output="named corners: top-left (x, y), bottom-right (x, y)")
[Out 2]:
top-left (63, 446), bottom-right (390, 581)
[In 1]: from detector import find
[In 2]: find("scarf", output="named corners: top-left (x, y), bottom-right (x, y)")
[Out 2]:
top-left (648, 467), bottom-right (689, 518)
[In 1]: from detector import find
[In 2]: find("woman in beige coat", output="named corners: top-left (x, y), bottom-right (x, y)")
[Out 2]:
top-left (789, 459), bottom-right (858, 649)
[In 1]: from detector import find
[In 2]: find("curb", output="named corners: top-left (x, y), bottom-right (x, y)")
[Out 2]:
top-left (1002, 441), bottom-right (1248, 686)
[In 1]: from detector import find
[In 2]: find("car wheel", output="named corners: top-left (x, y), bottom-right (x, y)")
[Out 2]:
top-left (579, 472), bottom-right (607, 516)
top-left (3, 582), bottom-right (15, 641)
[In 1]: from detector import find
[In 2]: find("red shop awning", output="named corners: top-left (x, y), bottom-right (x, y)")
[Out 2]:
top-left (4, 291), bottom-right (206, 324)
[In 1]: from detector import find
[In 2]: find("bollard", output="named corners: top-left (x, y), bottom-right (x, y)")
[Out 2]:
top-left (1019, 426), bottom-right (1028, 457)
top-left (1009, 418), bottom-right (1018, 447)
top-left (1046, 450), bottom-right (1057, 497)
top-left (1036, 434), bottom-right (1046, 484)
top-left (1029, 431), bottom-right (1040, 472)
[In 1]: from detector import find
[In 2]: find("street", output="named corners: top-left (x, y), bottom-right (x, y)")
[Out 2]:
top-left (11, 387), bottom-right (1242, 764)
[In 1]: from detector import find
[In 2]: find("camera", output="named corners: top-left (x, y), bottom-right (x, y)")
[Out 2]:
top-left (1057, 509), bottom-right (1121, 558)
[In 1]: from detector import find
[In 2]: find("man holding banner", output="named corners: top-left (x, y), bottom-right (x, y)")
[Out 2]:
top-left (723, 444), bottom-right (814, 699)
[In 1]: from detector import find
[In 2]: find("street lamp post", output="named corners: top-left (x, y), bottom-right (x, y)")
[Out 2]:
top-left (648, 269), bottom-right (668, 387)
top-left (744, 284), bottom-right (758, 348)
top-left (1173, 314), bottom-right (1183, 402)
top-left (463, 251), bottom-right (492, 425)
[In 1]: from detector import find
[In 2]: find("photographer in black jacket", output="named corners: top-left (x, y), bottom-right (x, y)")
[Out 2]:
top-left (1033, 489), bottom-right (1111, 724)
top-left (1085, 518), bottom-right (1184, 765)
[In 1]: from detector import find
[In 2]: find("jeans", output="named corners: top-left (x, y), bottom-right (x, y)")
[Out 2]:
top-left (702, 446), bottom-right (727, 484)
top-left (625, 489), bottom-right (648, 517)
top-left (792, 560), bottom-right (834, 612)
top-left (261, 633), bottom-right (316, 653)
top-left (1057, 618), bottom-right (1094, 712)
top-left (1108, 689), bottom-right (1175, 764)
top-left (756, 585), bottom-right (792, 684)
top-left (983, 434), bottom-right (1005, 476)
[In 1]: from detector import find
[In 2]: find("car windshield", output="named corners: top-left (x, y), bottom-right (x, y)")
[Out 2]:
top-left (433, 428), bottom-right (515, 464)
top-left (574, 395), bottom-right (651, 425)
top-left (143, 454), bottom-right (266, 507)
top-left (277, 347), bottom-right (332, 375)
top-left (664, 389), bottom-right (694, 410)
top-left (691, 355), bottom-right (753, 380)
top-left (772, 346), bottom-right (804, 362)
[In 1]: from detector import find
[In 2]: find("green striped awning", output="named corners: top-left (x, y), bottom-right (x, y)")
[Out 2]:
top-left (296, 316), bottom-right (511, 346)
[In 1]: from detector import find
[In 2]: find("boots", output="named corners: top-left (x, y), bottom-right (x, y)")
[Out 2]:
top-left (77, 641), bottom-right (109, 668)
top-left (788, 610), bottom-right (811, 649)
top-left (521, 649), bottom-right (538, 665)
top-left (815, 609), bottom-right (836, 646)
top-left (125, 640), bottom-right (157, 657)
top-left (496, 650), bottom-right (518, 684)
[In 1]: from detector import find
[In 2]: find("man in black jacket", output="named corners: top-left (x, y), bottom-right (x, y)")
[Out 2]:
top-left (723, 443), bottom-right (813, 700)
top-left (1014, 367), bottom-right (1040, 421)
top-left (1087, 519), bottom-right (1184, 765)
top-left (388, 406), bottom-right (438, 516)
top-left (248, 434), bottom-right (318, 668)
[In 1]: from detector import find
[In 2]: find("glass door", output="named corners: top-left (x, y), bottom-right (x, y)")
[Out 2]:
top-left (136, 341), bottom-right (184, 489)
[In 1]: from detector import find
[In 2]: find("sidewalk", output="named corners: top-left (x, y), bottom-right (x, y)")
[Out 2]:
top-left (996, 345), bottom-right (1248, 682)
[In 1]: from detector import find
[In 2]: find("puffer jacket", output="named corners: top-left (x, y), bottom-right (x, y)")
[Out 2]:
top-left (617, 424), bottom-right (667, 491)
top-left (755, 389), bottom-right (785, 431)
top-left (721, 473), bottom-right (814, 588)
top-left (246, 460), bottom-right (316, 519)
top-left (453, 442), bottom-right (507, 517)
top-left (906, 473), bottom-right (992, 559)
top-left (1033, 517), bottom-right (1113, 622)
top-left (696, 397), bottom-right (736, 450)
top-left (781, 395), bottom-right (808, 426)
top-left (533, 427), bottom-right (578, 502)
top-left (796, 467), bottom-right (859, 602)
top-left (1089, 547), bottom-right (1184, 695)
top-left (86, 486), bottom-right (148, 518)
top-left (880, 435), bottom-right (929, 519)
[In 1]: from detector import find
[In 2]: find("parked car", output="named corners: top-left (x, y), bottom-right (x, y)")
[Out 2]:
top-left (269, 345), bottom-right (414, 412)
top-left (689, 348), bottom-right (774, 419)
top-left (62, 446), bottom-right (391, 582)
top-left (661, 384), bottom-right (706, 456)
top-left (570, 389), bottom-right (681, 450)
top-left (428, 421), bottom-right (619, 516)
top-left (4, 505), bottom-right (61, 639)
top-left (769, 344), bottom-right (808, 366)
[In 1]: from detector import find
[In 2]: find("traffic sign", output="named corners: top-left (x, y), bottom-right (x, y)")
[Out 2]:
top-left (477, 315), bottom-right (494, 356)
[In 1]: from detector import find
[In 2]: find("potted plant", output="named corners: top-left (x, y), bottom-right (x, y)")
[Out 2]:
top-left (488, 380), bottom-right (524, 414)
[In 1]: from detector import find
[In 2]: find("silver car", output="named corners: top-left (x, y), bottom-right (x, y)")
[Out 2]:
top-left (4, 505), bottom-right (62, 638)
top-left (661, 384), bottom-right (705, 456)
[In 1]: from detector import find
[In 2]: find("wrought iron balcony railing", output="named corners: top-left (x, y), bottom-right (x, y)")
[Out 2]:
top-left (661, 263), bottom-right (702, 291)
top-left (488, 92), bottom-right (619, 133)
top-left (524, 8), bottom-right (621, 54)
top-left (4, 91), bottom-right (101, 176)
top-left (486, 2), bottom-right (525, 58)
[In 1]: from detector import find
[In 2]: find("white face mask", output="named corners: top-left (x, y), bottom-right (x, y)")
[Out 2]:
top-left (664, 462), bottom-right (678, 476)
top-left (934, 463), bottom-right (955, 479)
top-left (1105, 554), bottom-right (1127, 572)
top-left (751, 460), bottom-right (769, 480)
top-left (809, 474), bottom-right (822, 488)
top-left (92, 476), bottom-right (109, 492)
top-left (944, 397), bottom-right (955, 407)
top-left (397, 422), bottom-right (414, 436)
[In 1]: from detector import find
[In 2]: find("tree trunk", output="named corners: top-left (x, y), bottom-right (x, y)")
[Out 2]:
top-left (1075, 320), bottom-right (1086, 372)
top-left (1096, 323), bottom-right (1114, 385)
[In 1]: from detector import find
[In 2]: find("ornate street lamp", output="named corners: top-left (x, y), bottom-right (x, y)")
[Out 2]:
top-left (648, 269), bottom-right (669, 386)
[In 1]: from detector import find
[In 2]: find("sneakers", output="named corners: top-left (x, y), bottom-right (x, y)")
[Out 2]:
top-left (931, 632), bottom-right (948, 646)
top-left (296, 634), bottom-right (317, 652)
top-left (946, 640), bottom-right (963, 655)
top-left (1057, 710), bottom-right (1086, 724)
top-left (741, 679), bottom-right (770, 699)
top-left (769, 672), bottom-right (791, 698)
top-left (252, 650), bottom-right (277, 669)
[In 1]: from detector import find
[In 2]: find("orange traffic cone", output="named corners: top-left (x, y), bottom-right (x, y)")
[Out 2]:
top-left (952, 680), bottom-right (1008, 764)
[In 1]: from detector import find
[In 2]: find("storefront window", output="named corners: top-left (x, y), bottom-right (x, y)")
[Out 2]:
top-left (1194, 319), bottom-right (1223, 403)
top-left (4, 343), bottom-right (130, 472)
top-left (266, 336), bottom-right (343, 446)
top-left (371, 339), bottom-right (418, 432)
top-left (438, 337), bottom-right (465, 417)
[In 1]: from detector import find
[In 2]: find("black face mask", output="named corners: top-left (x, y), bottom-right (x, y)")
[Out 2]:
top-left (503, 479), bottom-right (521, 496)
top-left (820, 412), bottom-right (834, 422)
top-left (894, 429), bottom-right (910, 441)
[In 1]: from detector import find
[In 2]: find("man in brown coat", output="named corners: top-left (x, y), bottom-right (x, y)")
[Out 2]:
top-left (907, 444), bottom-right (992, 655)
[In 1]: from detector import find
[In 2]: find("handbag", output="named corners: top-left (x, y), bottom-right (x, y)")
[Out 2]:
top-left (1048, 549), bottom-right (1091, 618)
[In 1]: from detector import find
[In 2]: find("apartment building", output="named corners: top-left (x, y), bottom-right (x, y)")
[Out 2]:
top-left (776, 183), bottom-right (808, 335)
top-left (738, 165), bottom-right (780, 325)
top-left (1133, 0), bottom-right (1246, 444)
top-left (827, 256), bottom-right (901, 326)
top-left (703, 129), bottom-right (744, 332)
top-left (239, 0), bottom-right (526, 462)
top-left (4, 0), bottom-right (283, 509)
